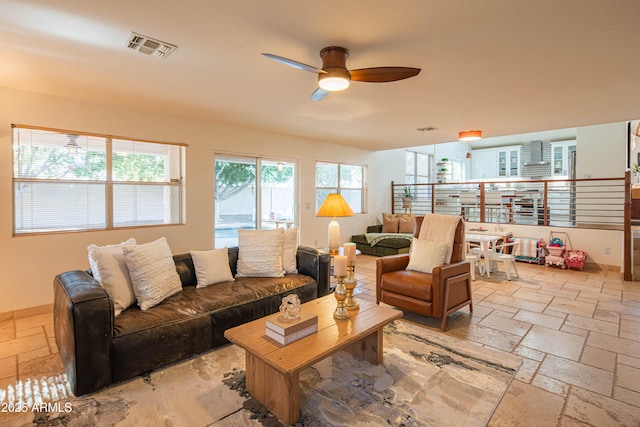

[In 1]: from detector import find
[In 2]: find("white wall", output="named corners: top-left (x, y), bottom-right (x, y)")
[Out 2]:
top-left (0, 86), bottom-right (403, 312)
top-left (576, 122), bottom-right (627, 179)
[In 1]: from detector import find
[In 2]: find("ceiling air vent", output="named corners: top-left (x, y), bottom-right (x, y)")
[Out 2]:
top-left (125, 32), bottom-right (177, 58)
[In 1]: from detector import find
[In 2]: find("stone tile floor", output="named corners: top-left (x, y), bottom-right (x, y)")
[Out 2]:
top-left (352, 255), bottom-right (640, 426)
top-left (0, 255), bottom-right (638, 425)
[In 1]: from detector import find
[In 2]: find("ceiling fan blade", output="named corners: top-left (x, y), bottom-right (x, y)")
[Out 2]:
top-left (261, 53), bottom-right (326, 74)
top-left (310, 88), bottom-right (329, 101)
top-left (350, 67), bottom-right (421, 82)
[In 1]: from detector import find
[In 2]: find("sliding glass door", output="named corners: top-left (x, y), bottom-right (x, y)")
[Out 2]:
top-left (214, 155), bottom-right (296, 247)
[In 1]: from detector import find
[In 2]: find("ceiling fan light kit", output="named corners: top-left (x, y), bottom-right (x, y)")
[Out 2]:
top-left (459, 130), bottom-right (483, 141)
top-left (318, 71), bottom-right (350, 91)
top-left (262, 45), bottom-right (420, 101)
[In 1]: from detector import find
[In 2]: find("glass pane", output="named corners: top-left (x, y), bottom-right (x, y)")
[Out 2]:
top-left (498, 151), bottom-right (506, 176)
top-left (340, 189), bottom-right (362, 214)
top-left (416, 153), bottom-right (430, 176)
top-left (112, 139), bottom-right (181, 182)
top-left (405, 151), bottom-right (415, 175)
top-left (316, 189), bottom-right (333, 212)
top-left (262, 160), bottom-right (295, 229)
top-left (113, 184), bottom-right (181, 226)
top-left (553, 146), bottom-right (563, 174)
top-left (340, 164), bottom-right (362, 189)
top-left (316, 162), bottom-right (338, 187)
top-left (14, 182), bottom-right (106, 233)
top-left (215, 157), bottom-right (257, 247)
top-left (13, 128), bottom-right (106, 180)
top-left (510, 150), bottom-right (518, 176)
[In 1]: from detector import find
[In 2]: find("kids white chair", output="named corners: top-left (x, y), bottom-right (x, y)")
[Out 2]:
top-left (466, 241), bottom-right (485, 280)
top-left (490, 241), bottom-right (520, 280)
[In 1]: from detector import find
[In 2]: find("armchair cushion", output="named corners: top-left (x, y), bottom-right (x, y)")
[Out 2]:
top-left (379, 270), bottom-right (433, 301)
top-left (406, 239), bottom-right (448, 274)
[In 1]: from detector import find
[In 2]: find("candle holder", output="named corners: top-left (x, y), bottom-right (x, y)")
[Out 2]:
top-left (333, 276), bottom-right (349, 320)
top-left (344, 262), bottom-right (359, 310)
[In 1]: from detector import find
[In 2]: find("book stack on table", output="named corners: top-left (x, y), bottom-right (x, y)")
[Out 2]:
top-left (265, 311), bottom-right (319, 345)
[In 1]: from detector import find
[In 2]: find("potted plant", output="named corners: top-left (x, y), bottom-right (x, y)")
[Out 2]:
top-left (632, 163), bottom-right (640, 184)
top-left (402, 186), bottom-right (414, 209)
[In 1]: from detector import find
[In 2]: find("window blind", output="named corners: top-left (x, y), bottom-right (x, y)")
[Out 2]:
top-left (12, 125), bottom-right (185, 234)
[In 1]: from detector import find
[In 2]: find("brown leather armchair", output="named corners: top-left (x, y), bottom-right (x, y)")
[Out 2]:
top-left (376, 216), bottom-right (472, 331)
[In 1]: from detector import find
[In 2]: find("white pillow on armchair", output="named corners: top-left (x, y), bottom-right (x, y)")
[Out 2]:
top-left (406, 238), bottom-right (449, 274)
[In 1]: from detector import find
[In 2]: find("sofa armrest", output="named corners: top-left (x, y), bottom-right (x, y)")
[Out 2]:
top-left (296, 246), bottom-right (331, 297)
top-left (53, 271), bottom-right (113, 396)
top-left (367, 224), bottom-right (383, 233)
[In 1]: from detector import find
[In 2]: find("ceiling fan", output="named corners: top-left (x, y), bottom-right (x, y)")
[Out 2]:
top-left (262, 46), bottom-right (421, 101)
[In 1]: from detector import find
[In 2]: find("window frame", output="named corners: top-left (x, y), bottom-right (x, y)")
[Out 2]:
top-left (315, 161), bottom-right (367, 214)
top-left (12, 124), bottom-right (186, 235)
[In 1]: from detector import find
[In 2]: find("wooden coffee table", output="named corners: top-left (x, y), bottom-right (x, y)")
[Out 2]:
top-left (224, 294), bottom-right (402, 425)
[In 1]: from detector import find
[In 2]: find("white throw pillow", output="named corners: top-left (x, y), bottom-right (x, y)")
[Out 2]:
top-left (87, 238), bottom-right (136, 282)
top-left (236, 228), bottom-right (285, 278)
top-left (87, 238), bottom-right (137, 316)
top-left (190, 248), bottom-right (235, 288)
top-left (283, 227), bottom-right (299, 274)
top-left (406, 238), bottom-right (449, 274)
top-left (122, 237), bottom-right (183, 310)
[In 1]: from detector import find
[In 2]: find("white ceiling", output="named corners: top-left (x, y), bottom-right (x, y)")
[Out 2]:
top-left (1, 0), bottom-right (639, 151)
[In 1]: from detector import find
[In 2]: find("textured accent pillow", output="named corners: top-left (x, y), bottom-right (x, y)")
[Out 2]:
top-left (190, 248), bottom-right (235, 288)
top-left (406, 238), bottom-right (449, 274)
top-left (398, 217), bottom-right (416, 234)
top-left (236, 228), bottom-right (285, 278)
top-left (283, 227), bottom-right (299, 274)
top-left (382, 217), bottom-right (399, 233)
top-left (87, 238), bottom-right (137, 316)
top-left (122, 237), bottom-right (183, 310)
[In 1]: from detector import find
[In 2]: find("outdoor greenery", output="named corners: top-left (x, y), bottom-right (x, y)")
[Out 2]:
top-left (214, 161), bottom-right (292, 202)
top-left (14, 146), bottom-right (167, 182)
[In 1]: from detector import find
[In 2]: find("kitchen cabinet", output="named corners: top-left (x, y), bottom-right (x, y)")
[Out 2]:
top-left (471, 145), bottom-right (521, 179)
top-left (498, 146), bottom-right (521, 177)
top-left (471, 149), bottom-right (497, 179)
top-left (550, 140), bottom-right (576, 177)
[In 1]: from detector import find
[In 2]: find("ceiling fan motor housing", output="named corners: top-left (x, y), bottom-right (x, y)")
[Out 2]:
top-left (318, 46), bottom-right (351, 91)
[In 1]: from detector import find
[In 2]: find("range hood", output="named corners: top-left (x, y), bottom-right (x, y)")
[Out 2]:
top-left (524, 140), bottom-right (548, 166)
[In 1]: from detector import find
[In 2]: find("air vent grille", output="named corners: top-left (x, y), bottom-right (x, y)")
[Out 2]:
top-left (125, 32), bottom-right (177, 58)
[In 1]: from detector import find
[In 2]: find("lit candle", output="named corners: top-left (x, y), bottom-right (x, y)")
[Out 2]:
top-left (334, 255), bottom-right (348, 277)
top-left (343, 242), bottom-right (356, 263)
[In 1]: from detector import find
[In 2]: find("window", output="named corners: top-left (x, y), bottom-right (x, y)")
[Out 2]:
top-left (12, 125), bottom-right (185, 235)
top-left (315, 161), bottom-right (366, 213)
top-left (405, 150), bottom-right (431, 184)
top-left (214, 155), bottom-right (296, 247)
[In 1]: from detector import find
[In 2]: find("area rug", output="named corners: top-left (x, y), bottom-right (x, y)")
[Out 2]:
top-left (1, 320), bottom-right (521, 426)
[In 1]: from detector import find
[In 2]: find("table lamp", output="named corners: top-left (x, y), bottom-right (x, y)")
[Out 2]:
top-left (316, 193), bottom-right (355, 255)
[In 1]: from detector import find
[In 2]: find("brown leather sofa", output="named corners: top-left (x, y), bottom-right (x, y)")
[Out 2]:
top-left (53, 246), bottom-right (330, 396)
top-left (376, 218), bottom-right (472, 331)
